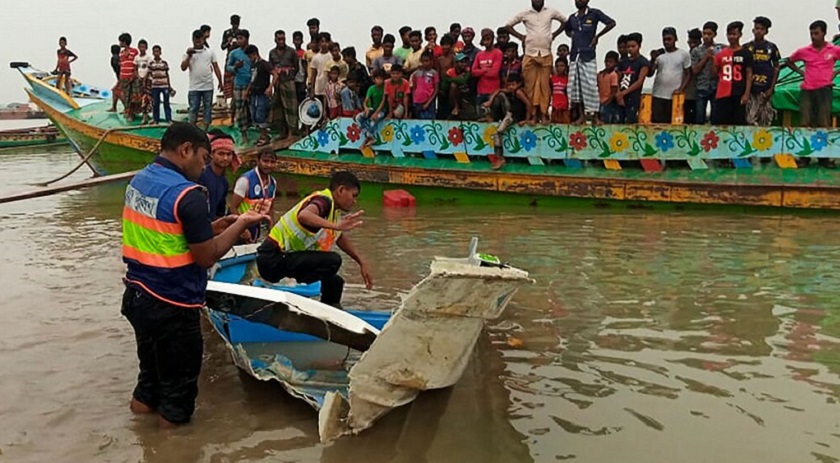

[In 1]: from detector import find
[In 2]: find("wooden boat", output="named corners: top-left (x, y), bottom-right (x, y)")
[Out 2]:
top-left (0, 125), bottom-right (66, 149)
top-left (13, 60), bottom-right (840, 210)
top-left (205, 239), bottom-right (531, 441)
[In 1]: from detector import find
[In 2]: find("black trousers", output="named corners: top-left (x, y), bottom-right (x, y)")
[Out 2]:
top-left (683, 99), bottom-right (697, 124)
top-left (121, 286), bottom-right (203, 424)
top-left (711, 96), bottom-right (746, 126)
top-left (256, 242), bottom-right (345, 307)
top-left (651, 97), bottom-right (673, 124)
top-left (800, 86), bottom-right (833, 128)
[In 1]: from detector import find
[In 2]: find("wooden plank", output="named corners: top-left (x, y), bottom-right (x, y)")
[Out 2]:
top-left (731, 158), bottom-right (752, 169)
top-left (639, 159), bottom-right (663, 173)
top-left (564, 159), bottom-right (583, 169)
top-left (526, 156), bottom-right (544, 166)
top-left (686, 158), bottom-right (709, 170)
top-left (453, 152), bottom-right (470, 163)
top-left (360, 146), bottom-right (376, 158)
top-left (422, 150), bottom-right (437, 160)
top-left (639, 94), bottom-right (653, 125)
top-left (671, 93), bottom-right (685, 125)
top-left (0, 171), bottom-right (137, 204)
top-left (603, 159), bottom-right (622, 170)
top-left (774, 153), bottom-right (798, 169)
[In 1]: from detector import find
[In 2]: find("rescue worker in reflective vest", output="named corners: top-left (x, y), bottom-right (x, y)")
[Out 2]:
top-left (230, 147), bottom-right (277, 241)
top-left (121, 122), bottom-right (267, 428)
top-left (256, 171), bottom-right (373, 308)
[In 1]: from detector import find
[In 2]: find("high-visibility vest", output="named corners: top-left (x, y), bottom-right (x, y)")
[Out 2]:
top-left (236, 168), bottom-right (276, 215)
top-left (268, 188), bottom-right (341, 252)
top-left (122, 162), bottom-right (208, 308)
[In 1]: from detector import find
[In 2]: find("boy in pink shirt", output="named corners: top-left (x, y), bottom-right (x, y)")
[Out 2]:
top-left (471, 28), bottom-right (503, 120)
top-left (787, 20), bottom-right (840, 129)
top-left (410, 51), bottom-right (439, 119)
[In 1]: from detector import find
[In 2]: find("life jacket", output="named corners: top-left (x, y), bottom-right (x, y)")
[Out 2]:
top-left (236, 168), bottom-right (276, 215)
top-left (122, 162), bottom-right (208, 308)
top-left (268, 188), bottom-right (341, 252)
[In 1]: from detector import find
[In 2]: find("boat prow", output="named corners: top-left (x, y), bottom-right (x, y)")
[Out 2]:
top-left (318, 240), bottom-right (533, 441)
top-left (11, 62), bottom-right (110, 113)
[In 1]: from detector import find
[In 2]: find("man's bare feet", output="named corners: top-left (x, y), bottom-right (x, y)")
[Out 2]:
top-left (106, 108), bottom-right (117, 113)
top-left (451, 107), bottom-right (460, 117)
top-left (593, 117), bottom-right (603, 126)
top-left (572, 117), bottom-right (586, 125)
top-left (130, 398), bottom-right (155, 414)
top-left (158, 415), bottom-right (179, 429)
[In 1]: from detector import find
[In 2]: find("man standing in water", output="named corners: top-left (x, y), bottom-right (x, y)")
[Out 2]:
top-left (506, 0), bottom-right (567, 123)
top-left (257, 171), bottom-right (372, 309)
top-left (121, 122), bottom-right (266, 428)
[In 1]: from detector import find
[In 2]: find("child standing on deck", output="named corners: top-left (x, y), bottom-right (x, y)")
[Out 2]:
top-left (597, 51), bottom-right (620, 124)
top-left (325, 66), bottom-right (345, 119)
top-left (385, 64), bottom-right (410, 119)
top-left (410, 52), bottom-right (439, 119)
top-left (55, 37), bottom-right (77, 96)
top-left (550, 59), bottom-right (570, 123)
top-left (615, 33), bottom-right (650, 124)
top-left (134, 40), bottom-right (153, 125)
top-left (710, 21), bottom-right (753, 126)
top-left (149, 45), bottom-right (173, 124)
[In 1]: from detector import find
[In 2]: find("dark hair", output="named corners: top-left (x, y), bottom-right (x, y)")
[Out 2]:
top-left (160, 122), bottom-right (210, 152)
top-left (558, 43), bottom-right (569, 51)
top-left (409, 30), bottom-right (422, 39)
top-left (138, 39), bottom-right (148, 46)
top-left (616, 34), bottom-right (628, 45)
top-left (59, 36), bottom-right (67, 43)
top-left (119, 32), bottom-right (132, 46)
top-left (329, 65), bottom-right (341, 74)
top-left (421, 50), bottom-right (434, 61)
top-left (661, 27), bottom-right (677, 38)
top-left (152, 44), bottom-right (161, 51)
top-left (503, 42), bottom-right (518, 52)
top-left (293, 30), bottom-right (303, 39)
top-left (424, 26), bottom-right (436, 36)
top-left (372, 68), bottom-right (387, 79)
top-left (753, 16), bottom-right (772, 29)
top-left (555, 57), bottom-right (568, 66)
top-left (200, 24), bottom-right (211, 33)
top-left (688, 28), bottom-right (702, 40)
top-left (449, 22), bottom-right (461, 32)
top-left (626, 32), bottom-right (643, 45)
top-left (810, 20), bottom-right (828, 33)
top-left (399, 26), bottom-right (412, 36)
top-left (307, 18), bottom-right (320, 27)
top-left (328, 42), bottom-right (341, 51)
top-left (207, 129), bottom-right (234, 144)
top-left (440, 35), bottom-right (454, 46)
top-left (341, 46), bottom-right (357, 58)
top-left (605, 50), bottom-right (619, 61)
top-left (244, 45), bottom-right (258, 55)
top-left (318, 32), bottom-right (331, 42)
top-left (390, 64), bottom-right (404, 73)
top-left (330, 171), bottom-right (361, 191)
top-left (496, 26), bottom-right (508, 36)
top-left (230, 14), bottom-right (240, 23)
top-left (192, 29), bottom-right (204, 40)
top-left (703, 21), bottom-right (719, 33)
top-left (726, 21), bottom-right (744, 33)
top-left (507, 73), bottom-right (523, 84)
top-left (383, 34), bottom-right (396, 44)
top-left (257, 147), bottom-right (276, 160)
top-left (110, 44), bottom-right (121, 54)
top-left (371, 25), bottom-right (384, 33)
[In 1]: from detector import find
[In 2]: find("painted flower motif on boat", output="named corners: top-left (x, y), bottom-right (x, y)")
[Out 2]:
top-left (811, 131), bottom-right (828, 152)
top-left (346, 124), bottom-right (361, 143)
top-left (701, 131), bottom-right (719, 152)
top-left (448, 127), bottom-right (464, 146)
top-left (609, 132), bottom-right (629, 153)
top-left (483, 125), bottom-right (498, 145)
top-left (410, 125), bottom-right (425, 144)
top-left (655, 132), bottom-right (675, 153)
top-left (752, 129), bottom-right (773, 151)
top-left (381, 125), bottom-right (395, 143)
top-left (317, 130), bottom-right (330, 147)
top-left (520, 130), bottom-right (537, 152)
top-left (569, 131), bottom-right (587, 151)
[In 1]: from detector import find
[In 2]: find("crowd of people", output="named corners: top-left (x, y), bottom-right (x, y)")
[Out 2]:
top-left (58, 1), bottom-right (839, 154)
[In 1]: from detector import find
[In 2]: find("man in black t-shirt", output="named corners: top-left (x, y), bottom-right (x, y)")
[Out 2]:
top-left (744, 16), bottom-right (781, 126)
top-left (616, 32), bottom-right (650, 123)
top-left (246, 45), bottom-right (274, 146)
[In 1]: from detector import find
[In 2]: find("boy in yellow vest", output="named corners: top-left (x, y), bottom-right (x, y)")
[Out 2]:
top-left (256, 171), bottom-right (372, 308)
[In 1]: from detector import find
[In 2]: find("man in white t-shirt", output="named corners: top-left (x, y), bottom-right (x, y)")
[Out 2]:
top-left (133, 39), bottom-right (153, 124)
top-left (650, 27), bottom-right (691, 124)
top-left (181, 29), bottom-right (223, 129)
top-left (308, 32), bottom-right (333, 106)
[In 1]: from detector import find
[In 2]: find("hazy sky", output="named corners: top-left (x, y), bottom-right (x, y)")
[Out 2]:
top-left (1, 0), bottom-right (835, 105)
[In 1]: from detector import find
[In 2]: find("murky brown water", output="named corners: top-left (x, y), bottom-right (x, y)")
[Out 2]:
top-left (2, 142), bottom-right (840, 463)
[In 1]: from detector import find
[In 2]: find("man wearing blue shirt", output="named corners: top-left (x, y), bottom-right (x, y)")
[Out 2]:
top-left (565, 0), bottom-right (615, 124)
top-left (226, 30), bottom-right (252, 143)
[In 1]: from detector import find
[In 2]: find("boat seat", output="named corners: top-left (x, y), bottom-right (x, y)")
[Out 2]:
top-left (253, 279), bottom-right (322, 298)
